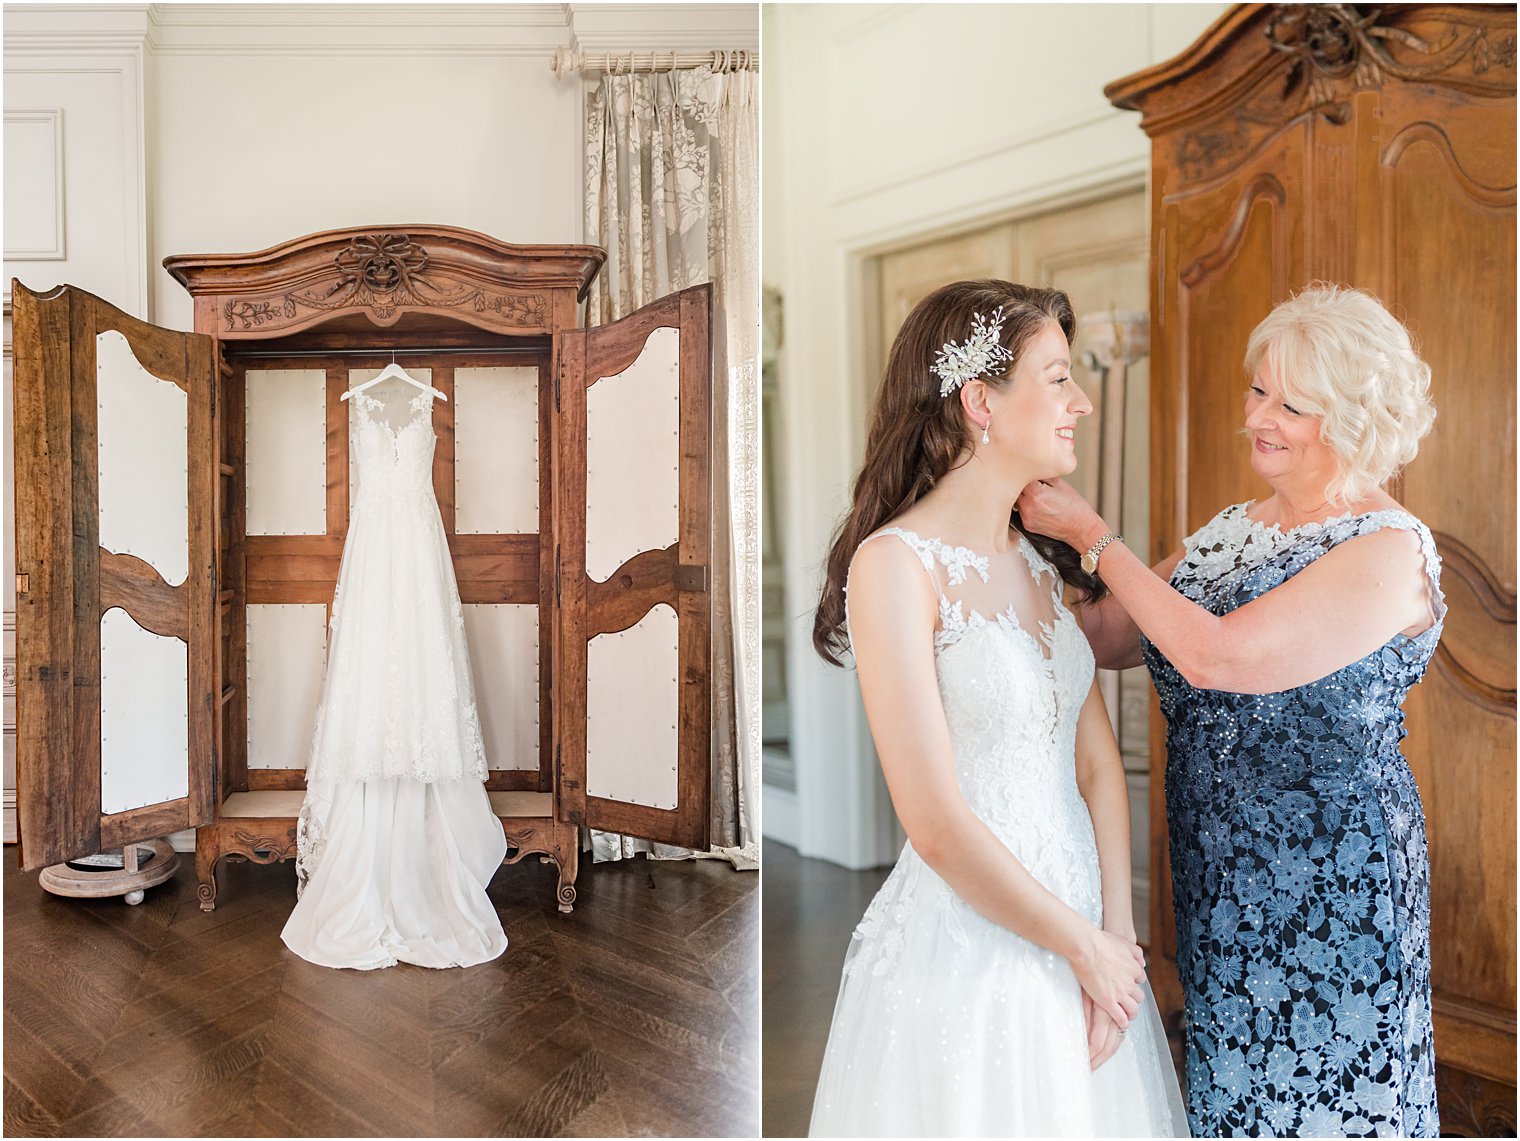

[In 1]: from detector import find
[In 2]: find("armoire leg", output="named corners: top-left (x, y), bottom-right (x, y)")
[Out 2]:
top-left (553, 825), bottom-right (579, 915)
top-left (195, 827), bottom-right (220, 912)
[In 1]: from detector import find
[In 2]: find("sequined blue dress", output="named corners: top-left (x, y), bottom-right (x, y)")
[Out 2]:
top-left (1143, 505), bottom-right (1442, 1137)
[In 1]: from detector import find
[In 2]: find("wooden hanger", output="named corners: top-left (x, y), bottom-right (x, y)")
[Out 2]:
top-left (340, 353), bottom-right (449, 401)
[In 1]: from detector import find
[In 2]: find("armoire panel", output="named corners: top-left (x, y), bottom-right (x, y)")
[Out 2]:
top-left (585, 326), bottom-right (680, 582)
top-left (96, 330), bottom-right (189, 587)
top-left (1173, 166), bottom-right (1297, 533)
top-left (455, 367), bottom-right (538, 534)
top-left (463, 603), bottom-right (539, 773)
top-left (1384, 142), bottom-right (1517, 588)
top-left (245, 369), bottom-right (326, 537)
top-left (586, 602), bottom-right (679, 810)
top-left (1404, 662), bottom-right (1516, 1018)
top-left (245, 603), bottom-right (326, 771)
top-left (100, 607), bottom-right (188, 815)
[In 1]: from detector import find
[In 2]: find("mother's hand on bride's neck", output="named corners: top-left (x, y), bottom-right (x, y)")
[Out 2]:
top-left (1017, 477), bottom-right (1105, 549)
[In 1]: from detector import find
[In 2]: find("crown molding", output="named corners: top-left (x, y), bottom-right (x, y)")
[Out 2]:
top-left (3, 4), bottom-right (150, 52)
top-left (145, 3), bottom-right (567, 56)
top-left (567, 4), bottom-right (757, 52)
top-left (4, 3), bottom-right (756, 57)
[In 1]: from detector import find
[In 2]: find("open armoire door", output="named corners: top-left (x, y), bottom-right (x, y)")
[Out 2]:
top-left (11, 281), bottom-right (219, 870)
top-left (555, 284), bottom-right (713, 849)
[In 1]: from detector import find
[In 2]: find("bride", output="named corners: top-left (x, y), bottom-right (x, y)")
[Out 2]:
top-left (808, 281), bottom-right (1185, 1136)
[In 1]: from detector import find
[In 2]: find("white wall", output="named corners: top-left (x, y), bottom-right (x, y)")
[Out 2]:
top-left (764, 3), bottom-right (1225, 868)
top-left (144, 8), bottom-right (579, 329)
top-left (3, 0), bottom-right (756, 850)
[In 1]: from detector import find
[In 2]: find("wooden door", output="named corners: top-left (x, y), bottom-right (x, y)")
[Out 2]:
top-left (11, 281), bottom-right (218, 870)
top-left (555, 285), bottom-right (712, 849)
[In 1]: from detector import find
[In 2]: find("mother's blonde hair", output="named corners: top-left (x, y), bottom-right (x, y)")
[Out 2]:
top-left (1246, 283), bottom-right (1436, 506)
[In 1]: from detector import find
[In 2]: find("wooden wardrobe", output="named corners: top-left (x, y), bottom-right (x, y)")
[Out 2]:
top-left (12, 224), bottom-right (713, 915)
top-left (1107, 5), bottom-right (1516, 1132)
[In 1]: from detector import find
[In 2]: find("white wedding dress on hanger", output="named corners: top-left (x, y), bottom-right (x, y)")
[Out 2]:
top-left (809, 527), bottom-right (1185, 1137)
top-left (281, 378), bottom-right (507, 970)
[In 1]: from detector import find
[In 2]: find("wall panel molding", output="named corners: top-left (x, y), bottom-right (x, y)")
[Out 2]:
top-left (2, 109), bottom-right (67, 260)
top-left (3, 39), bottom-right (147, 317)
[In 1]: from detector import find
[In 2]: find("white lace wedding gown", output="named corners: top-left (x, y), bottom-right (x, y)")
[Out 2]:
top-left (280, 382), bottom-right (508, 970)
top-left (810, 527), bottom-right (1186, 1137)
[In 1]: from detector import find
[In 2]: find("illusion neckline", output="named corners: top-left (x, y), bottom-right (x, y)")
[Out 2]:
top-left (352, 388), bottom-right (435, 443)
top-left (877, 525), bottom-right (1043, 567)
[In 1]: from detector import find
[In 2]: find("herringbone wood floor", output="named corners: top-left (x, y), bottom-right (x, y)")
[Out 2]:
top-left (3, 846), bottom-right (757, 1137)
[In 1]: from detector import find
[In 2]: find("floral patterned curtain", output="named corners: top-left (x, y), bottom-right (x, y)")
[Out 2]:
top-left (584, 65), bottom-right (759, 870)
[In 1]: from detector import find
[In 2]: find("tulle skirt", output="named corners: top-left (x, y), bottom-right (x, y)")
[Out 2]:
top-left (809, 851), bottom-right (1187, 1137)
top-left (281, 776), bottom-right (507, 970)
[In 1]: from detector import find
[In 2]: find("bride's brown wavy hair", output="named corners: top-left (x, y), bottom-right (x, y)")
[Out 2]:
top-left (813, 279), bottom-right (1107, 667)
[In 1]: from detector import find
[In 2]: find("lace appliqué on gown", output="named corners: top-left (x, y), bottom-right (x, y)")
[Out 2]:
top-left (812, 526), bottom-right (1186, 1137)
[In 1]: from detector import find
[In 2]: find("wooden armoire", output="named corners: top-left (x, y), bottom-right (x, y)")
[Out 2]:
top-left (12, 224), bottom-right (713, 915)
top-left (1107, 5), bottom-right (1516, 1132)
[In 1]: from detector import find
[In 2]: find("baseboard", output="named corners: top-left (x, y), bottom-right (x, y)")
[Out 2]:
top-left (167, 829), bottom-right (196, 853)
top-left (762, 783), bottom-right (798, 848)
top-left (3, 791), bottom-right (14, 844)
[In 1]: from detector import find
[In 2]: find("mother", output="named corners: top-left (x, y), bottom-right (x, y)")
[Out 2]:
top-left (1017, 284), bottom-right (1442, 1137)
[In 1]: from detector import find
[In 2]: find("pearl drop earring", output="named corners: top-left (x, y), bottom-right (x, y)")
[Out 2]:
top-left (981, 417), bottom-right (991, 446)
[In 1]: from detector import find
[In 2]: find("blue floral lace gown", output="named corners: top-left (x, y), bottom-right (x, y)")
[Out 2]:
top-left (1143, 505), bottom-right (1443, 1137)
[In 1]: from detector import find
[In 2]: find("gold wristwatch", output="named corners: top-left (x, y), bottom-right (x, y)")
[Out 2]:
top-left (1081, 532), bottom-right (1121, 574)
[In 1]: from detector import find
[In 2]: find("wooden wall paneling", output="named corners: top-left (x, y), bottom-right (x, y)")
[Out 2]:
top-left (1109, 3), bottom-right (1518, 1123)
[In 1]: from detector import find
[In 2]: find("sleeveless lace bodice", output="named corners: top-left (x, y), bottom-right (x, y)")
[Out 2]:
top-left (844, 528), bottom-right (1102, 975)
top-left (349, 388), bottom-right (438, 504)
top-left (878, 529), bottom-right (1095, 860)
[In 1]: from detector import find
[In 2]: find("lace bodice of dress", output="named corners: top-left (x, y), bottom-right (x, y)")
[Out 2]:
top-left (853, 528), bottom-right (1098, 909)
top-left (1169, 502), bottom-right (1445, 624)
top-left (1151, 503), bottom-right (1446, 723)
top-left (350, 387), bottom-right (438, 505)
